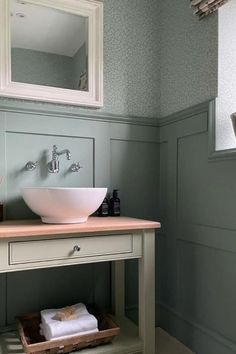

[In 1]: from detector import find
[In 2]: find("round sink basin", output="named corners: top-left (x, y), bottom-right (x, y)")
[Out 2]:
top-left (21, 187), bottom-right (107, 224)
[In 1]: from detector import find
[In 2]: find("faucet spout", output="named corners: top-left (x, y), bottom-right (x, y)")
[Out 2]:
top-left (57, 149), bottom-right (71, 160)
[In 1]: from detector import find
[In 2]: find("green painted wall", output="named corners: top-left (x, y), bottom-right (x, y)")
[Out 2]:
top-left (0, 109), bottom-right (160, 327)
top-left (158, 102), bottom-right (236, 354)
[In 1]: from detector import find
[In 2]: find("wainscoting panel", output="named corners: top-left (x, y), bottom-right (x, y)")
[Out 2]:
top-left (159, 100), bottom-right (236, 354)
top-left (110, 137), bottom-right (160, 320)
top-left (178, 131), bottom-right (236, 229)
top-left (110, 139), bottom-right (160, 220)
top-left (178, 240), bottom-right (236, 342)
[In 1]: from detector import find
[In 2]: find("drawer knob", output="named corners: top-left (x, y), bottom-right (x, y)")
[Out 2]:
top-left (73, 245), bottom-right (81, 252)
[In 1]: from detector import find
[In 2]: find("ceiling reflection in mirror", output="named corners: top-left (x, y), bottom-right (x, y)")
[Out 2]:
top-left (10, 0), bottom-right (88, 91)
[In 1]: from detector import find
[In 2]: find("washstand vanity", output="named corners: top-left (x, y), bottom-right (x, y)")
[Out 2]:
top-left (0, 217), bottom-right (160, 354)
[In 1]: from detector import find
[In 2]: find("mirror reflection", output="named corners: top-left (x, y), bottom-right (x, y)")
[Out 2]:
top-left (10, 0), bottom-right (88, 91)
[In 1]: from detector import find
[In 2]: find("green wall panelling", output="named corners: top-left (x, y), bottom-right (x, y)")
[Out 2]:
top-left (110, 137), bottom-right (160, 322)
top-left (0, 97), bottom-right (159, 127)
top-left (0, 275), bottom-right (6, 328)
top-left (108, 123), bottom-right (160, 322)
top-left (158, 304), bottom-right (236, 354)
top-left (178, 241), bottom-right (236, 343)
top-left (178, 131), bottom-right (236, 229)
top-left (155, 142), bottom-right (168, 318)
top-left (158, 100), bottom-right (236, 354)
top-left (110, 139), bottom-right (160, 220)
top-left (0, 132), bottom-right (6, 208)
top-left (179, 223), bottom-right (236, 254)
top-left (6, 264), bottom-right (96, 325)
top-left (0, 113), bottom-right (6, 211)
top-left (0, 103), bottom-right (160, 327)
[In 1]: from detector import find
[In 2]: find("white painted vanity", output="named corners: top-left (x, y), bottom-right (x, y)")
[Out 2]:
top-left (0, 217), bottom-right (160, 354)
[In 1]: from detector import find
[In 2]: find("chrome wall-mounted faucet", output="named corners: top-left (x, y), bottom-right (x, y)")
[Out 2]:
top-left (47, 145), bottom-right (71, 173)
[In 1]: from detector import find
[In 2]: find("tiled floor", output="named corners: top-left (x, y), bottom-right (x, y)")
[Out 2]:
top-left (156, 328), bottom-right (195, 354)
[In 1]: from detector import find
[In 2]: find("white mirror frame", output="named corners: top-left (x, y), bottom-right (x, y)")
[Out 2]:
top-left (0, 0), bottom-right (103, 107)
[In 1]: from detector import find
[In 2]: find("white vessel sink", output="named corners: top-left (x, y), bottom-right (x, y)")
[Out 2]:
top-left (22, 187), bottom-right (107, 224)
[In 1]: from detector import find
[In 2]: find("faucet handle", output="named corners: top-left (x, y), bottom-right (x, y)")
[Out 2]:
top-left (25, 161), bottom-right (38, 171)
top-left (70, 162), bottom-right (83, 172)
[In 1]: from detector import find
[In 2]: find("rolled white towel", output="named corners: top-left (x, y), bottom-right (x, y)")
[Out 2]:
top-left (41, 303), bottom-right (88, 325)
top-left (41, 313), bottom-right (98, 340)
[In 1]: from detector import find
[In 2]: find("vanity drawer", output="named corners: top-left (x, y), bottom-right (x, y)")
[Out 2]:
top-left (9, 234), bottom-right (137, 265)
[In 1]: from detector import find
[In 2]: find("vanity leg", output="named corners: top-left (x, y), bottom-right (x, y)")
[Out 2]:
top-left (0, 274), bottom-right (6, 328)
top-left (139, 229), bottom-right (155, 354)
top-left (111, 260), bottom-right (125, 317)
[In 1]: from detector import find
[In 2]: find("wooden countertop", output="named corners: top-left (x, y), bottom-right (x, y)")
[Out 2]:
top-left (0, 216), bottom-right (160, 238)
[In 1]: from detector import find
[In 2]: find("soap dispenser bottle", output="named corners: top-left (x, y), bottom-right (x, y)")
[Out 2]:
top-left (97, 195), bottom-right (109, 217)
top-left (110, 189), bottom-right (120, 216)
top-left (0, 177), bottom-right (3, 221)
top-left (0, 202), bottom-right (3, 222)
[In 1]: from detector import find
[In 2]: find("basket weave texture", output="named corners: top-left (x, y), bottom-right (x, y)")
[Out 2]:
top-left (16, 308), bottom-right (120, 354)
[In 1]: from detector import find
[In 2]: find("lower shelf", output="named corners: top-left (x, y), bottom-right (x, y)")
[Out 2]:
top-left (0, 317), bottom-right (142, 354)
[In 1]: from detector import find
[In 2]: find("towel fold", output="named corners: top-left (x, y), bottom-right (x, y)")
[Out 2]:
top-left (40, 324), bottom-right (98, 341)
top-left (41, 303), bottom-right (88, 325)
top-left (40, 303), bottom-right (98, 341)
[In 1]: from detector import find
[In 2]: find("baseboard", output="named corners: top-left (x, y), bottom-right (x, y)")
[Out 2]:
top-left (156, 327), bottom-right (194, 354)
top-left (158, 303), bottom-right (236, 354)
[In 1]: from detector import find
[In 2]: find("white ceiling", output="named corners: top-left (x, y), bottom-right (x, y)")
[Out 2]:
top-left (10, 0), bottom-right (88, 57)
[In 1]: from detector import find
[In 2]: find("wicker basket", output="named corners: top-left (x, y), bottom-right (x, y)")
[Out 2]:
top-left (16, 308), bottom-right (120, 354)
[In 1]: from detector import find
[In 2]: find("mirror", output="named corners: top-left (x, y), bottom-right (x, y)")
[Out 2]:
top-left (11, 1), bottom-right (89, 91)
top-left (0, 0), bottom-right (103, 107)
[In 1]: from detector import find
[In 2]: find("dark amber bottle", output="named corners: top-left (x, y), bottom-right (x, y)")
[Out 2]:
top-left (97, 196), bottom-right (109, 217)
top-left (110, 190), bottom-right (120, 216)
top-left (0, 203), bottom-right (3, 222)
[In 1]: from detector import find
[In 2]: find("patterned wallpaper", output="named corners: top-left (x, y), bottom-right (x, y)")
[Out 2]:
top-left (100, 0), bottom-right (161, 118)
top-left (159, 0), bottom-right (218, 117)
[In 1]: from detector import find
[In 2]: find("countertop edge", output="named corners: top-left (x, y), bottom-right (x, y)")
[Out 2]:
top-left (0, 216), bottom-right (161, 239)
